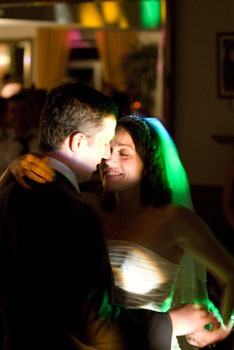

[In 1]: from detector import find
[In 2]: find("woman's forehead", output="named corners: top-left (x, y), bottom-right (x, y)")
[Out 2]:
top-left (112, 126), bottom-right (134, 145)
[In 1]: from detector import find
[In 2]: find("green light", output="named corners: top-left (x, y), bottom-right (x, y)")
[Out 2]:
top-left (148, 118), bottom-right (194, 210)
top-left (140, 0), bottom-right (161, 29)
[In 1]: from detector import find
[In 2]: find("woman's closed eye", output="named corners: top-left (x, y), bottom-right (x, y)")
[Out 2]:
top-left (119, 151), bottom-right (131, 158)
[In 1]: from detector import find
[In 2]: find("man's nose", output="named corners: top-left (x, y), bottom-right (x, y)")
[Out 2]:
top-left (103, 145), bottom-right (111, 160)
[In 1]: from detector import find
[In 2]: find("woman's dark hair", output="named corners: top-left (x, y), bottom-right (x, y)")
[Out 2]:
top-left (102, 115), bottom-right (172, 211)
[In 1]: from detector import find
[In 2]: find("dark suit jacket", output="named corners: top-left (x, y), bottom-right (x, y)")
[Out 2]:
top-left (0, 171), bottom-right (172, 350)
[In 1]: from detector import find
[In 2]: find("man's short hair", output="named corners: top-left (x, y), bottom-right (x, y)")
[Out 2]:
top-left (39, 81), bottom-right (118, 151)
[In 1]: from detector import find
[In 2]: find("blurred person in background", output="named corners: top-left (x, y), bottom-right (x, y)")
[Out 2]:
top-left (0, 92), bottom-right (39, 175)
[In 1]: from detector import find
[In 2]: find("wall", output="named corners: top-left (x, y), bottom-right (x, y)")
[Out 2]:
top-left (173, 0), bottom-right (234, 186)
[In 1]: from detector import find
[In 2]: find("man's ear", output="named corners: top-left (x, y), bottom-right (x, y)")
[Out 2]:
top-left (69, 132), bottom-right (87, 152)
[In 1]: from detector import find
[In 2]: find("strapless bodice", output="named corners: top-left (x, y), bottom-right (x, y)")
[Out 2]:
top-left (106, 240), bottom-right (206, 350)
top-left (106, 239), bottom-right (180, 312)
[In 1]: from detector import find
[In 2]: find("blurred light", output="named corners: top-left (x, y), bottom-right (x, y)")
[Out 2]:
top-left (79, 3), bottom-right (103, 28)
top-left (140, 0), bottom-right (161, 29)
top-left (0, 54), bottom-right (10, 66)
top-left (23, 41), bottom-right (32, 87)
top-left (119, 17), bottom-right (129, 29)
top-left (69, 29), bottom-right (82, 48)
top-left (133, 101), bottom-right (142, 110)
top-left (161, 0), bottom-right (167, 25)
top-left (0, 2), bottom-right (163, 30)
top-left (0, 44), bottom-right (10, 68)
top-left (68, 29), bottom-right (91, 48)
top-left (1, 82), bottom-right (22, 98)
top-left (101, 2), bottom-right (120, 24)
top-left (54, 4), bottom-right (74, 24)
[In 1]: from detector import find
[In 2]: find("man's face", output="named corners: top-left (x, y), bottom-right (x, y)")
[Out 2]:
top-left (75, 115), bottom-right (116, 182)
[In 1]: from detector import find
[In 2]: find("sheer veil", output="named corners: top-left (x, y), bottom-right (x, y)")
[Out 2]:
top-left (146, 118), bottom-right (209, 307)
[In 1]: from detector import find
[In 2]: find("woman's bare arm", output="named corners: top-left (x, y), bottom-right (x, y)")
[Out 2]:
top-left (0, 166), bottom-right (14, 190)
top-left (173, 206), bottom-right (234, 325)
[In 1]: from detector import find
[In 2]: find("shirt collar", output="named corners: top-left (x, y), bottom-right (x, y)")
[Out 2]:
top-left (47, 157), bottom-right (80, 193)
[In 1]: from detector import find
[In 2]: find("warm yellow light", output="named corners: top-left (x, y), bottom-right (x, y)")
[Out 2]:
top-left (0, 44), bottom-right (10, 70)
top-left (161, 0), bottom-right (167, 25)
top-left (0, 55), bottom-right (10, 66)
top-left (119, 17), bottom-right (129, 29)
top-left (0, 44), bottom-right (10, 84)
top-left (79, 3), bottom-right (103, 28)
top-left (23, 42), bottom-right (32, 87)
top-left (101, 2), bottom-right (120, 24)
top-left (101, 2), bottom-right (129, 29)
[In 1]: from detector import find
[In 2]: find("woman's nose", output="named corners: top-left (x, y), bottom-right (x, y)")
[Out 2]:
top-left (104, 156), bottom-right (116, 166)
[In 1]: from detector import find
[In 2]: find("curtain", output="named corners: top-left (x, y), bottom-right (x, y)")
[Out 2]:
top-left (36, 28), bottom-right (70, 91)
top-left (95, 31), bottom-right (137, 92)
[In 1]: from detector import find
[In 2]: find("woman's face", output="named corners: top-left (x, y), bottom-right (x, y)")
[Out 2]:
top-left (100, 126), bottom-right (144, 192)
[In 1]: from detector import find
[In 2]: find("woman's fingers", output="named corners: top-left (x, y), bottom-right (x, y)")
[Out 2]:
top-left (10, 153), bottom-right (55, 187)
top-left (187, 320), bottom-right (233, 348)
top-left (19, 154), bottom-right (55, 182)
top-left (15, 172), bottom-right (32, 190)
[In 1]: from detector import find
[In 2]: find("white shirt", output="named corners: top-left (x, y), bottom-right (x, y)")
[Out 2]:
top-left (47, 157), bottom-right (80, 193)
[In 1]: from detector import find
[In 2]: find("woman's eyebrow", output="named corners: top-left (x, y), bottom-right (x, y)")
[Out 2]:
top-left (116, 142), bottom-right (135, 150)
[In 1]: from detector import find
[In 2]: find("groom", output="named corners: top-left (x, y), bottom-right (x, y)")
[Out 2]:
top-left (0, 81), bottom-right (217, 350)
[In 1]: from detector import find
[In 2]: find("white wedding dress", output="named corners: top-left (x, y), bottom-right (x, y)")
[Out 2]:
top-left (106, 239), bottom-right (182, 350)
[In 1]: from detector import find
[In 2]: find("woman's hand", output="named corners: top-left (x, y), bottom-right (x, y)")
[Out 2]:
top-left (10, 153), bottom-right (55, 190)
top-left (168, 303), bottom-right (220, 336)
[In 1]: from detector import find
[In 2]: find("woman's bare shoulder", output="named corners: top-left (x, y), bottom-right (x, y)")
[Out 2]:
top-left (157, 203), bottom-right (194, 220)
top-left (155, 204), bottom-right (202, 240)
